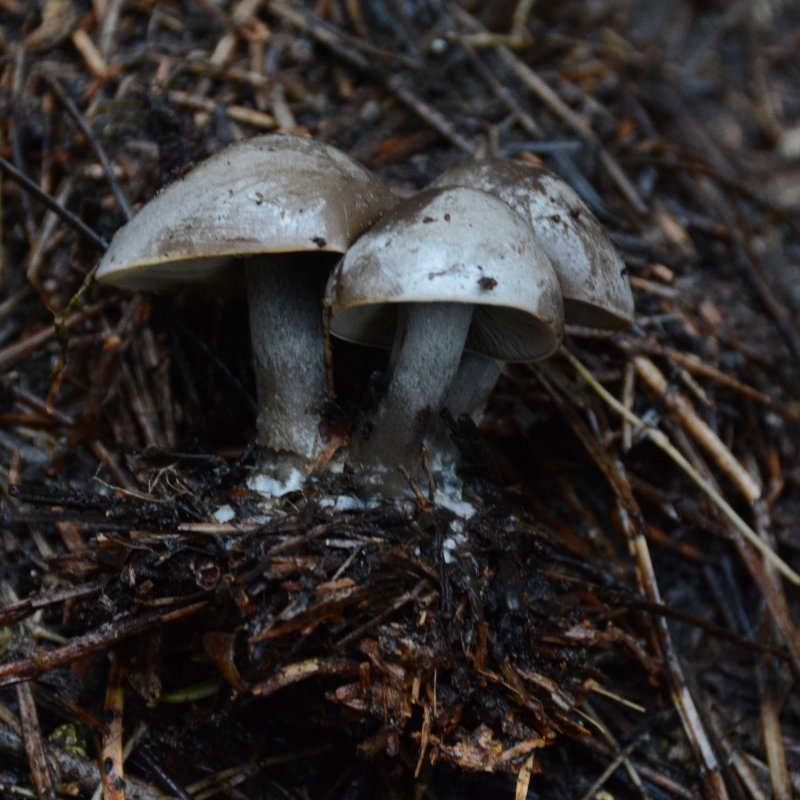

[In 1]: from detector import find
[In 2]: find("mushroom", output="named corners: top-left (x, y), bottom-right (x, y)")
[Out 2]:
top-left (431, 158), bottom-right (633, 328)
top-left (325, 186), bottom-right (564, 480)
top-left (96, 134), bottom-right (396, 469)
top-left (430, 158), bottom-right (635, 423)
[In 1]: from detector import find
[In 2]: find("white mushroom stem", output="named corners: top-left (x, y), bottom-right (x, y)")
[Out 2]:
top-left (353, 302), bottom-right (474, 471)
top-left (426, 353), bottom-right (504, 467)
top-left (245, 256), bottom-right (329, 461)
top-left (441, 352), bottom-right (504, 426)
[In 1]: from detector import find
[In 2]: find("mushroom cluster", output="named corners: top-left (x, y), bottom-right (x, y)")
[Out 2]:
top-left (96, 135), bottom-right (395, 480)
top-left (97, 135), bottom-right (634, 495)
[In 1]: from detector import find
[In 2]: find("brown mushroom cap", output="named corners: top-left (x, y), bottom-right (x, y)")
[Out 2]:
top-left (430, 158), bottom-right (634, 329)
top-left (326, 186), bottom-right (564, 362)
top-left (96, 134), bottom-right (396, 290)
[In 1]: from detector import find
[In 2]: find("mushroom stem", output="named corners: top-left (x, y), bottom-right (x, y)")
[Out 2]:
top-left (442, 352), bottom-right (504, 426)
top-left (245, 255), bottom-right (330, 461)
top-left (426, 353), bottom-right (504, 467)
top-left (353, 302), bottom-right (474, 472)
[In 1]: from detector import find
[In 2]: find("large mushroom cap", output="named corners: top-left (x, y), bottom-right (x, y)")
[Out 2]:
top-left (96, 134), bottom-right (396, 290)
top-left (430, 159), bottom-right (634, 329)
top-left (326, 187), bottom-right (564, 362)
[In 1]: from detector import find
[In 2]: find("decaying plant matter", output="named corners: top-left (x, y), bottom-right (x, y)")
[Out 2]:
top-left (1, 1), bottom-right (800, 799)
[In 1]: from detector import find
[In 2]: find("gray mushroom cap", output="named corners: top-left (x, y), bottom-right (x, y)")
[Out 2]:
top-left (326, 186), bottom-right (564, 362)
top-left (430, 158), bottom-right (634, 330)
top-left (96, 134), bottom-right (396, 290)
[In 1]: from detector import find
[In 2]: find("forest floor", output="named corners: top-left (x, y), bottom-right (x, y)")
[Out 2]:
top-left (1, 1), bottom-right (800, 798)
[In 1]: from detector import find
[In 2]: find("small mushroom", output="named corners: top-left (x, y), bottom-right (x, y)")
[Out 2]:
top-left (325, 186), bottom-right (564, 479)
top-left (96, 134), bottom-right (395, 467)
top-left (431, 158), bottom-right (634, 328)
top-left (431, 158), bottom-right (635, 423)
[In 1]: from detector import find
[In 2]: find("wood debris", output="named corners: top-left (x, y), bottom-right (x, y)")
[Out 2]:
top-left (1, 1), bottom-right (799, 798)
